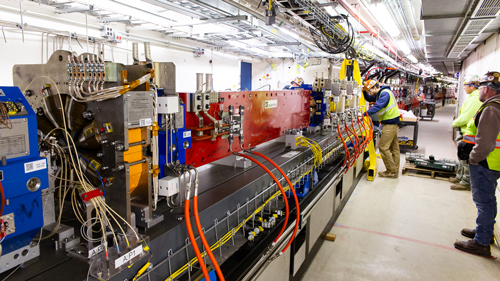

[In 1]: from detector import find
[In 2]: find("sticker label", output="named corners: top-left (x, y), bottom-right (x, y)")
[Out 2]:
top-left (183, 131), bottom-right (191, 138)
top-left (90, 159), bottom-right (101, 170)
top-left (115, 245), bottom-right (143, 268)
top-left (140, 118), bottom-right (152, 127)
top-left (24, 159), bottom-right (47, 173)
top-left (281, 151), bottom-right (301, 158)
top-left (88, 244), bottom-right (104, 258)
top-left (265, 100), bottom-right (278, 109)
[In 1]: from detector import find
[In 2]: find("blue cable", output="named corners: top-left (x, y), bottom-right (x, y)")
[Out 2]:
top-left (79, 155), bottom-right (105, 198)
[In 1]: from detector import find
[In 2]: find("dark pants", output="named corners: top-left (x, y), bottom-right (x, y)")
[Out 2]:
top-left (469, 163), bottom-right (499, 245)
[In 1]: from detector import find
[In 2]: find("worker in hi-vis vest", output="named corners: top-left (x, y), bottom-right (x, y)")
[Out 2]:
top-left (450, 74), bottom-right (482, 190)
top-left (454, 71), bottom-right (500, 257)
top-left (362, 80), bottom-right (400, 178)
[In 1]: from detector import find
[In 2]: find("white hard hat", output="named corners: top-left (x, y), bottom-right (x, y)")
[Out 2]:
top-left (463, 74), bottom-right (480, 85)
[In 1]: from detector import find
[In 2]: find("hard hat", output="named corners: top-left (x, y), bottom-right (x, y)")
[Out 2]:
top-left (463, 74), bottom-right (480, 85)
top-left (479, 71), bottom-right (500, 85)
top-left (363, 79), bottom-right (378, 91)
top-left (294, 77), bottom-right (304, 85)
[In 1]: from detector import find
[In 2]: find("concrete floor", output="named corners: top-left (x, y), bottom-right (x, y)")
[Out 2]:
top-left (305, 104), bottom-right (500, 280)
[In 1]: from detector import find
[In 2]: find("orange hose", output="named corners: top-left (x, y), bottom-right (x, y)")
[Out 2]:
top-left (357, 116), bottom-right (368, 149)
top-left (345, 123), bottom-right (357, 167)
top-left (185, 199), bottom-right (211, 281)
top-left (251, 151), bottom-right (300, 254)
top-left (237, 154), bottom-right (289, 244)
top-left (350, 122), bottom-right (361, 157)
top-left (193, 196), bottom-right (225, 281)
top-left (337, 125), bottom-right (351, 174)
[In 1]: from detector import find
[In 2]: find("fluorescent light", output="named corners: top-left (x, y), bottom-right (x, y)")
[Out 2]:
top-left (279, 28), bottom-right (300, 40)
top-left (270, 52), bottom-right (293, 58)
top-left (396, 40), bottom-right (411, 55)
top-left (251, 47), bottom-right (269, 56)
top-left (407, 54), bottom-right (418, 63)
top-left (324, 7), bottom-right (336, 16)
top-left (229, 41), bottom-right (247, 49)
top-left (371, 3), bottom-right (400, 38)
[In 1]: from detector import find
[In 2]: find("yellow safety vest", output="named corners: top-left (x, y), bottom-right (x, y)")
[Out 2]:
top-left (378, 89), bottom-right (400, 121)
top-left (463, 101), bottom-right (500, 171)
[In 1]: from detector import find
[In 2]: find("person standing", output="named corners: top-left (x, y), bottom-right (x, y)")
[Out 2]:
top-left (450, 74), bottom-right (483, 190)
top-left (363, 80), bottom-right (400, 178)
top-left (454, 71), bottom-right (500, 257)
top-left (283, 77), bottom-right (304, 89)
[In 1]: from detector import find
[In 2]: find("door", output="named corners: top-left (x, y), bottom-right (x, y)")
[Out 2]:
top-left (240, 61), bottom-right (252, 91)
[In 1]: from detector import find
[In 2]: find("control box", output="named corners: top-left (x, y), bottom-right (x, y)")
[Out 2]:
top-left (0, 87), bottom-right (48, 273)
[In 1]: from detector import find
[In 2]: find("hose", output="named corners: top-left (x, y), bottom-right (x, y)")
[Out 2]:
top-left (236, 153), bottom-right (290, 245)
top-left (192, 175), bottom-right (225, 281)
top-left (337, 125), bottom-right (351, 174)
top-left (344, 123), bottom-right (358, 166)
top-left (184, 170), bottom-right (210, 281)
top-left (349, 122), bottom-right (361, 157)
top-left (357, 116), bottom-right (369, 149)
top-left (251, 151), bottom-right (300, 255)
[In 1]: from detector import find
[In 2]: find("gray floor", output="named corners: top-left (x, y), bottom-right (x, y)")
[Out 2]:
top-left (305, 105), bottom-right (500, 280)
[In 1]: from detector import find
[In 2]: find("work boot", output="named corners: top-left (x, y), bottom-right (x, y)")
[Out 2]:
top-left (461, 228), bottom-right (495, 244)
top-left (450, 184), bottom-right (470, 190)
top-left (454, 240), bottom-right (491, 257)
top-left (449, 177), bottom-right (460, 184)
top-left (378, 171), bottom-right (398, 178)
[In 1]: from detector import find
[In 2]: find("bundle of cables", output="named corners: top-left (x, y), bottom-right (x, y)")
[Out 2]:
top-left (296, 136), bottom-right (323, 168)
top-left (28, 76), bottom-right (145, 263)
top-left (0, 102), bottom-right (12, 129)
top-left (309, 14), bottom-right (355, 55)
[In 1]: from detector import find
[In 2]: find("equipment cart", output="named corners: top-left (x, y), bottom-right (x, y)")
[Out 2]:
top-left (420, 100), bottom-right (435, 120)
top-left (399, 120), bottom-right (419, 150)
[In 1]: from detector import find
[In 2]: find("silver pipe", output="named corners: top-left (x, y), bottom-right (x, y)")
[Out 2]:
top-left (128, 158), bottom-right (147, 166)
top-left (196, 73), bottom-right (204, 92)
top-left (205, 73), bottom-right (213, 92)
top-left (19, 0), bottom-right (24, 42)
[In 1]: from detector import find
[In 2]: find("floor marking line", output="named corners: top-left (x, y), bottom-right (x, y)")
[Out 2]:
top-left (334, 224), bottom-right (461, 252)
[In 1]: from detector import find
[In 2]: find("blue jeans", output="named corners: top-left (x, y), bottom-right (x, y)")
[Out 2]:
top-left (469, 163), bottom-right (499, 245)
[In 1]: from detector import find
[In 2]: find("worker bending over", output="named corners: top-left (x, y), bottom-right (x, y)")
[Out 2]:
top-left (450, 74), bottom-right (483, 190)
top-left (362, 80), bottom-right (400, 178)
top-left (455, 71), bottom-right (500, 257)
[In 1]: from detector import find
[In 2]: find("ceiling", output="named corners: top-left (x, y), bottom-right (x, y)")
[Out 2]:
top-left (421, 0), bottom-right (500, 74)
top-left (5, 0), bottom-right (498, 77)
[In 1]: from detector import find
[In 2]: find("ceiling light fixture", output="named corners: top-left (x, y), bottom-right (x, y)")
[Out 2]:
top-left (396, 40), bottom-right (411, 55)
top-left (407, 54), bottom-right (418, 63)
top-left (229, 41), bottom-right (247, 49)
top-left (370, 3), bottom-right (399, 38)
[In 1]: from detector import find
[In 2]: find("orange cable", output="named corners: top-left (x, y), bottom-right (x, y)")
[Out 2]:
top-left (193, 196), bottom-right (225, 281)
top-left (185, 199), bottom-right (211, 281)
top-left (237, 154), bottom-right (290, 244)
top-left (251, 151), bottom-right (300, 254)
top-left (337, 125), bottom-right (351, 174)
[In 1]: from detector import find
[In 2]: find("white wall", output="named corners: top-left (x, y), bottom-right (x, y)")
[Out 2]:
top-left (459, 33), bottom-right (500, 112)
top-left (251, 58), bottom-right (337, 90)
